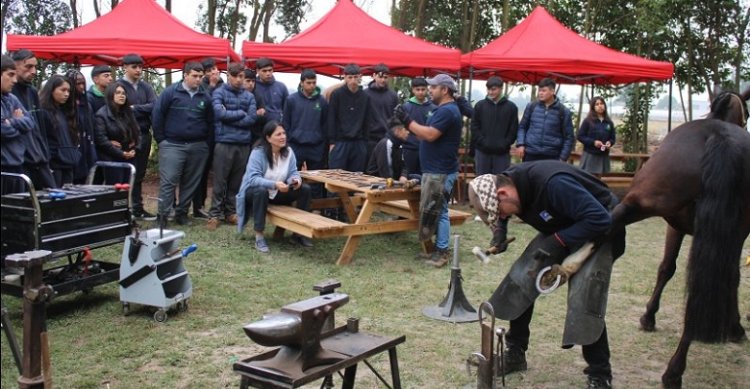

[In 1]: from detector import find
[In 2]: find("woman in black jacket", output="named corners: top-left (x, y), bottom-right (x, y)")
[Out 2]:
top-left (576, 96), bottom-right (616, 175)
top-left (94, 83), bottom-right (140, 184)
top-left (39, 74), bottom-right (80, 186)
top-left (65, 69), bottom-right (98, 183)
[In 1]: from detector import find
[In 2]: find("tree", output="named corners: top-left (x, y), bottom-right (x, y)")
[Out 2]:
top-left (2, 0), bottom-right (73, 87)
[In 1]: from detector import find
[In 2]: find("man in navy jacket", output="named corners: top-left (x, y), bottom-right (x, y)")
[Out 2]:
top-left (516, 78), bottom-right (574, 162)
top-left (254, 58), bottom-right (288, 123)
top-left (152, 62), bottom-right (214, 227)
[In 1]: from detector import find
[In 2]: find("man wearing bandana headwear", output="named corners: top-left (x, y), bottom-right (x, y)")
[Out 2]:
top-left (481, 161), bottom-right (625, 389)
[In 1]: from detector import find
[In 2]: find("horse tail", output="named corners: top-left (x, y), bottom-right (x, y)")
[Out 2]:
top-left (685, 128), bottom-right (744, 343)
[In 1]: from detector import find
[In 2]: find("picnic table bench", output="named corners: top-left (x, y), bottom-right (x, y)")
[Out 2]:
top-left (266, 170), bottom-right (472, 265)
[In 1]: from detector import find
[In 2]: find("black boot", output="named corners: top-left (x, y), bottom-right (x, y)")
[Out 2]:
top-left (497, 346), bottom-right (527, 374)
top-left (586, 375), bottom-right (612, 389)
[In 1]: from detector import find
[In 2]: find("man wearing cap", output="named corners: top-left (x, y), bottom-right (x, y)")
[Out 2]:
top-left (87, 65), bottom-right (113, 114)
top-left (206, 62), bottom-right (256, 230)
top-left (364, 63), bottom-right (399, 161)
top-left (517, 77), bottom-right (574, 162)
top-left (10, 49), bottom-right (56, 189)
top-left (283, 69), bottom-right (328, 198)
top-left (152, 61), bottom-right (214, 228)
top-left (402, 77), bottom-right (436, 176)
top-left (254, 58), bottom-right (288, 123)
top-left (365, 117), bottom-right (409, 180)
top-left (394, 74), bottom-right (462, 267)
top-left (327, 63), bottom-right (371, 172)
top-left (243, 68), bottom-right (266, 145)
top-left (117, 53), bottom-right (158, 220)
top-left (485, 161), bottom-right (624, 389)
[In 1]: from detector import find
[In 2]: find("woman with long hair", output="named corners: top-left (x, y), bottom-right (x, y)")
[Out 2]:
top-left (576, 96), bottom-right (616, 175)
top-left (93, 83), bottom-right (140, 184)
top-left (236, 121), bottom-right (312, 253)
top-left (65, 69), bottom-right (97, 183)
top-left (39, 74), bottom-right (81, 186)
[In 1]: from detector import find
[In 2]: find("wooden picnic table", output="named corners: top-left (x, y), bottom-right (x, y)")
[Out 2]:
top-left (267, 170), bottom-right (470, 266)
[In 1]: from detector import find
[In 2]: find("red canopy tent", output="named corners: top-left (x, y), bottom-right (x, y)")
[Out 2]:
top-left (461, 6), bottom-right (673, 84)
top-left (242, 0), bottom-right (461, 77)
top-left (6, 0), bottom-right (240, 69)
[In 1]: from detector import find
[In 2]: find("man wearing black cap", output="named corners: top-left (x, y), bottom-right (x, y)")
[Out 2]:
top-left (10, 49), bottom-right (56, 189)
top-left (283, 69), bottom-right (328, 197)
top-left (364, 63), bottom-right (399, 161)
top-left (327, 63), bottom-right (371, 172)
top-left (254, 58), bottom-right (288, 123)
top-left (402, 77), bottom-right (436, 176)
top-left (117, 53), bottom-right (158, 220)
top-left (88, 65), bottom-right (113, 114)
top-left (394, 74), bottom-right (462, 267)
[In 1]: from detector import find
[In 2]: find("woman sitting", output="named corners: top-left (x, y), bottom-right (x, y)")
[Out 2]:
top-left (236, 121), bottom-right (312, 253)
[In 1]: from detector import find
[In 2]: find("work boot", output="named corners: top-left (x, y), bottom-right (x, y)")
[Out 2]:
top-left (290, 233), bottom-right (313, 248)
top-left (225, 214), bottom-right (239, 225)
top-left (586, 376), bottom-right (612, 389)
top-left (206, 217), bottom-right (220, 231)
top-left (424, 249), bottom-right (450, 268)
top-left (498, 347), bottom-right (527, 375)
top-left (175, 214), bottom-right (193, 226)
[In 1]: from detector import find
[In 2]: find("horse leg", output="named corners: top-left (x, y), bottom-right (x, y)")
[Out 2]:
top-left (641, 226), bottom-right (684, 332)
top-left (662, 333), bottom-right (691, 389)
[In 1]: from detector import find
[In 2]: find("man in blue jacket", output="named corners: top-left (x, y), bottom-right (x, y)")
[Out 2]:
top-left (283, 69), bottom-right (328, 198)
top-left (10, 49), bottom-right (55, 190)
top-left (516, 78), bottom-right (574, 162)
top-left (152, 62), bottom-right (214, 227)
top-left (402, 77), bottom-right (435, 176)
top-left (254, 58), bottom-right (288, 123)
top-left (206, 62), bottom-right (257, 230)
top-left (118, 53), bottom-right (158, 220)
top-left (2, 54), bottom-right (37, 194)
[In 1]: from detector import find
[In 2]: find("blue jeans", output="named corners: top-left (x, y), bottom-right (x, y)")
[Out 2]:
top-left (435, 172), bottom-right (457, 251)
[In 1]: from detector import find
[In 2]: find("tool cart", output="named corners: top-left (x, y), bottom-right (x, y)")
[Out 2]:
top-left (119, 228), bottom-right (195, 322)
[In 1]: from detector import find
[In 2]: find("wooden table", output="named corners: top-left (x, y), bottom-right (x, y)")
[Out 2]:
top-left (280, 170), bottom-right (470, 265)
top-left (569, 151), bottom-right (651, 172)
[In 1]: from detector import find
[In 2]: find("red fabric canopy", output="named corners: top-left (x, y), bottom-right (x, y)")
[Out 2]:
top-left (242, 0), bottom-right (461, 77)
top-left (461, 6), bottom-right (673, 84)
top-left (6, 0), bottom-right (239, 69)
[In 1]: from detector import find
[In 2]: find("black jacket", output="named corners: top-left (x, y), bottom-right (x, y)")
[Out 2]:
top-left (327, 86), bottom-right (371, 142)
top-left (94, 105), bottom-right (140, 161)
top-left (471, 96), bottom-right (518, 155)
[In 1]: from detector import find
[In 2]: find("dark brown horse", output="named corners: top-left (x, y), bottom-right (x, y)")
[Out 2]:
top-left (611, 88), bottom-right (750, 389)
top-left (639, 89), bottom-right (750, 332)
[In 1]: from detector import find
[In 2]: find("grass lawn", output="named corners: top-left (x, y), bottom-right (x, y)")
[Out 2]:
top-left (1, 207), bottom-right (748, 388)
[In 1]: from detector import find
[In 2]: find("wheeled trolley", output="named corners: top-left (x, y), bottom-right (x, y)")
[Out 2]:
top-left (119, 228), bottom-right (195, 322)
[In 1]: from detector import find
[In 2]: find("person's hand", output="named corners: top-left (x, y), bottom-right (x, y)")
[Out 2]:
top-left (257, 108), bottom-right (266, 117)
top-left (393, 105), bottom-right (412, 129)
top-left (329, 144), bottom-right (335, 152)
top-left (605, 141), bottom-right (612, 149)
top-left (594, 140), bottom-right (603, 148)
top-left (516, 145), bottom-right (525, 160)
top-left (111, 140), bottom-right (122, 149)
top-left (290, 178), bottom-right (302, 190)
top-left (275, 181), bottom-right (289, 193)
top-left (12, 108), bottom-right (24, 119)
top-left (123, 150), bottom-right (136, 159)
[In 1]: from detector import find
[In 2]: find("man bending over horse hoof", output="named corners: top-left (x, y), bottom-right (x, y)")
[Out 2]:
top-left (468, 174), bottom-right (516, 256)
top-left (486, 160), bottom-right (625, 389)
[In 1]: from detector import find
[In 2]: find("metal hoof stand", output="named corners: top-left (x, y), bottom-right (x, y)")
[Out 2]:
top-left (423, 235), bottom-right (479, 323)
top-left (119, 228), bottom-right (195, 322)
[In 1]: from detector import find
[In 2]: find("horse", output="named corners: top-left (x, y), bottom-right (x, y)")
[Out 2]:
top-left (610, 88), bottom-right (750, 389)
top-left (639, 89), bottom-right (750, 332)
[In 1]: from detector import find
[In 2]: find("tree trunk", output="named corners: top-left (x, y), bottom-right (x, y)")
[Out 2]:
top-left (110, 0), bottom-right (118, 9)
top-left (92, 0), bottom-right (100, 17)
top-left (501, 0), bottom-right (509, 32)
top-left (733, 6), bottom-right (750, 90)
top-left (458, 0), bottom-right (469, 52)
top-left (467, 0), bottom-right (479, 51)
top-left (249, 0), bottom-right (262, 41)
top-left (70, 0), bottom-right (78, 27)
top-left (415, 0), bottom-right (426, 38)
top-left (228, 0), bottom-right (242, 47)
top-left (677, 82), bottom-right (687, 123)
top-left (261, 0), bottom-right (275, 43)
top-left (207, 0), bottom-right (216, 35)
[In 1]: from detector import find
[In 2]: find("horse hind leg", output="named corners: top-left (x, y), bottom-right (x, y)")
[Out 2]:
top-left (641, 226), bottom-right (684, 332)
top-left (662, 333), bottom-right (691, 389)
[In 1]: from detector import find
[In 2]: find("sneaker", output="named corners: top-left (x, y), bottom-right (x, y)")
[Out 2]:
top-left (133, 209), bottom-right (157, 221)
top-left (424, 249), bottom-right (450, 268)
top-left (193, 208), bottom-right (210, 219)
top-left (291, 234), bottom-right (313, 248)
top-left (586, 376), bottom-right (612, 389)
top-left (175, 214), bottom-right (193, 226)
top-left (255, 237), bottom-right (270, 253)
top-left (225, 214), bottom-right (239, 225)
top-left (498, 347), bottom-right (527, 375)
top-left (206, 217), bottom-right (220, 231)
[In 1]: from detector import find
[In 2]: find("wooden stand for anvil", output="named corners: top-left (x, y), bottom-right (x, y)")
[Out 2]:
top-left (4, 250), bottom-right (55, 389)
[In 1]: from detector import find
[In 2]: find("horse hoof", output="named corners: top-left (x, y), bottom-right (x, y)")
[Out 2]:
top-left (661, 375), bottom-right (682, 389)
top-left (640, 315), bottom-right (656, 332)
